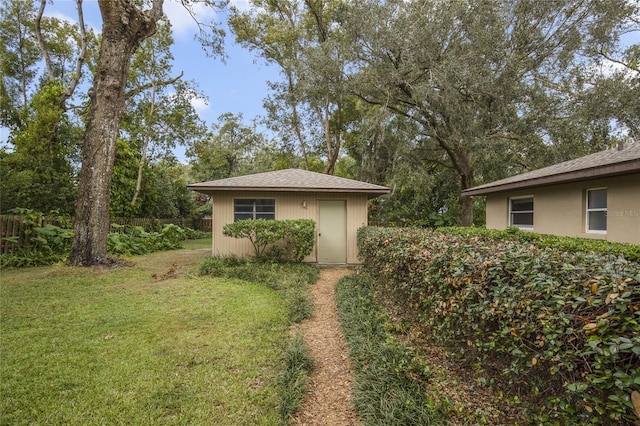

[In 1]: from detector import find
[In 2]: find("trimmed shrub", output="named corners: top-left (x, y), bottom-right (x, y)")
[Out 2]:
top-left (357, 226), bottom-right (640, 425)
top-left (439, 226), bottom-right (640, 262)
top-left (223, 219), bottom-right (315, 262)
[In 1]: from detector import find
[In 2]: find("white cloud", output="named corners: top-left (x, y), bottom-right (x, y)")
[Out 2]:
top-left (164, 0), bottom-right (218, 39)
top-left (602, 58), bottom-right (635, 76)
top-left (585, 56), bottom-right (636, 81)
top-left (190, 96), bottom-right (211, 114)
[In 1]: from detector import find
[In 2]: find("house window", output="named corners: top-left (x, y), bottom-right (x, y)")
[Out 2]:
top-left (234, 199), bottom-right (275, 222)
top-left (510, 197), bottom-right (534, 229)
top-left (586, 188), bottom-right (607, 233)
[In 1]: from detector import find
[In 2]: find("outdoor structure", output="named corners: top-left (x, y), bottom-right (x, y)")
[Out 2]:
top-left (462, 142), bottom-right (640, 244)
top-left (188, 169), bottom-right (390, 264)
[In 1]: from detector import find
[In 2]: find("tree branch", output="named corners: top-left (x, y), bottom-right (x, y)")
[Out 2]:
top-left (35, 0), bottom-right (54, 81)
top-left (148, 0), bottom-right (165, 24)
top-left (124, 71), bottom-right (184, 101)
top-left (598, 48), bottom-right (640, 74)
top-left (63, 0), bottom-right (88, 102)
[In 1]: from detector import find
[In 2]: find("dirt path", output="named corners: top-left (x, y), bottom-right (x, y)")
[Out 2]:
top-left (292, 268), bottom-right (361, 426)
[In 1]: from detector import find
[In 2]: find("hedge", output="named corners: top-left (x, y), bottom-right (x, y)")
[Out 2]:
top-left (357, 226), bottom-right (640, 425)
top-left (438, 226), bottom-right (640, 262)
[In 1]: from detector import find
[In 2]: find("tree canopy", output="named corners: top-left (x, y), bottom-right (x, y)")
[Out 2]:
top-left (228, 0), bottom-right (638, 226)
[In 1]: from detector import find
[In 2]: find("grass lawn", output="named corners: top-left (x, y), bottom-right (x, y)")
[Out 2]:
top-left (1, 239), bottom-right (290, 425)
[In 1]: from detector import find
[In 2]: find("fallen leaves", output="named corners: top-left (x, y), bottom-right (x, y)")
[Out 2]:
top-left (632, 391), bottom-right (640, 419)
top-left (583, 323), bottom-right (598, 335)
top-left (151, 263), bottom-right (177, 281)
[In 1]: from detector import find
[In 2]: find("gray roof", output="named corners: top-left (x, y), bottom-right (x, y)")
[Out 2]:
top-left (188, 168), bottom-right (390, 197)
top-left (463, 142), bottom-right (640, 196)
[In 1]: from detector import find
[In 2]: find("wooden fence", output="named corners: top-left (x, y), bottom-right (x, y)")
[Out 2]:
top-left (0, 216), bottom-right (212, 254)
top-left (109, 217), bottom-right (212, 232)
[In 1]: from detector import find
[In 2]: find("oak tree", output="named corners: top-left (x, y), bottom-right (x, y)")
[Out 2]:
top-left (338, 0), bottom-right (637, 225)
top-left (68, 0), bottom-right (166, 265)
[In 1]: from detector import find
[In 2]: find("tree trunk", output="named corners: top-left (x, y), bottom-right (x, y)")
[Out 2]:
top-left (69, 0), bottom-right (161, 266)
top-left (286, 72), bottom-right (310, 170)
top-left (459, 192), bottom-right (474, 227)
top-left (437, 139), bottom-right (475, 227)
top-left (458, 158), bottom-right (475, 227)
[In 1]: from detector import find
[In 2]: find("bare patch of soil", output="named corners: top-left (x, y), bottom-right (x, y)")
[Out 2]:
top-left (292, 268), bottom-right (361, 426)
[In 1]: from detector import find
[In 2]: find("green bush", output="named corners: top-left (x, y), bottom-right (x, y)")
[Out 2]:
top-left (107, 223), bottom-right (185, 256)
top-left (1, 209), bottom-right (74, 268)
top-left (182, 227), bottom-right (210, 240)
top-left (1, 213), bottom-right (199, 269)
top-left (0, 224), bottom-right (73, 268)
top-left (223, 219), bottom-right (315, 262)
top-left (357, 226), bottom-right (640, 425)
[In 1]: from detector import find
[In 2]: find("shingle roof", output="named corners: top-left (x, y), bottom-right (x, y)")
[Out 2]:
top-left (187, 168), bottom-right (390, 196)
top-left (463, 142), bottom-right (640, 196)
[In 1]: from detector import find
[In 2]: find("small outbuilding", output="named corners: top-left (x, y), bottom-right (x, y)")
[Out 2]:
top-left (462, 142), bottom-right (640, 244)
top-left (187, 168), bottom-right (390, 264)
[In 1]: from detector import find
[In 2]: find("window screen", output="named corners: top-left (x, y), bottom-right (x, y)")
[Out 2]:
top-left (233, 199), bottom-right (275, 222)
top-left (510, 197), bottom-right (534, 229)
top-left (586, 189), bottom-right (607, 232)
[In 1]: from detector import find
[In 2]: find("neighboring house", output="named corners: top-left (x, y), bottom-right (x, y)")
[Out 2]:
top-left (187, 168), bottom-right (390, 264)
top-left (462, 142), bottom-right (640, 245)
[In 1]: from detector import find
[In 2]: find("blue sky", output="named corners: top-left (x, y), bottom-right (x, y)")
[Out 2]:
top-left (0, 0), bottom-right (276, 163)
top-left (47, 0), bottom-right (280, 128)
top-left (0, 1), bottom-right (281, 161)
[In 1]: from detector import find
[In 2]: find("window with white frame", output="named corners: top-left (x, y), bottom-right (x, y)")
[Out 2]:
top-left (509, 197), bottom-right (534, 229)
top-left (586, 188), bottom-right (607, 233)
top-left (234, 199), bottom-right (275, 222)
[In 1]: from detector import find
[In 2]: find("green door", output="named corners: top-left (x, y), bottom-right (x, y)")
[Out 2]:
top-left (318, 200), bottom-right (347, 263)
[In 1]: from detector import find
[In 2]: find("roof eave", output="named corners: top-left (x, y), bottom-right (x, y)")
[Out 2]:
top-left (462, 160), bottom-right (640, 196)
top-left (187, 185), bottom-right (390, 196)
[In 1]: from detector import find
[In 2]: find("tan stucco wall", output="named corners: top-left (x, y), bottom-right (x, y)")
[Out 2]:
top-left (207, 191), bottom-right (369, 264)
top-left (484, 174), bottom-right (640, 244)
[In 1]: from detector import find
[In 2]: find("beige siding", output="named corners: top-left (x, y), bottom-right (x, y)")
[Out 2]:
top-left (607, 178), bottom-right (640, 244)
top-left (484, 174), bottom-right (640, 244)
top-left (485, 195), bottom-right (507, 229)
top-left (209, 191), bottom-right (369, 263)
